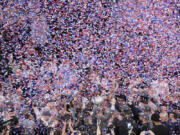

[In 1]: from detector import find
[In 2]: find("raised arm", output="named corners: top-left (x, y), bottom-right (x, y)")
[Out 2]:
top-left (62, 121), bottom-right (67, 135)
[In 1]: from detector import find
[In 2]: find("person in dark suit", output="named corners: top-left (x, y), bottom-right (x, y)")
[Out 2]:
top-left (140, 113), bottom-right (169, 135)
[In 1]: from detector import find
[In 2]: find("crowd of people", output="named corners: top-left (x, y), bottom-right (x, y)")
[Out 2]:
top-left (0, 0), bottom-right (179, 135)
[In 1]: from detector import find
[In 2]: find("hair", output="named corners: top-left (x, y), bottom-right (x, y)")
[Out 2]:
top-left (160, 112), bottom-right (168, 118)
top-left (139, 113), bottom-right (149, 121)
top-left (151, 113), bottom-right (160, 122)
top-left (169, 111), bottom-right (177, 119)
top-left (115, 94), bottom-right (126, 102)
top-left (42, 110), bottom-right (51, 117)
top-left (144, 106), bottom-right (151, 113)
top-left (25, 113), bottom-right (30, 119)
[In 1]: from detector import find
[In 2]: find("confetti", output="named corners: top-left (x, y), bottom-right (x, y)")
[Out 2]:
top-left (0, 0), bottom-right (179, 133)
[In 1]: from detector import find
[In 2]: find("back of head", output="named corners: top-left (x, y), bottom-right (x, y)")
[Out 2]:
top-left (115, 94), bottom-right (127, 102)
top-left (11, 116), bottom-right (19, 126)
top-left (139, 113), bottom-right (149, 122)
top-left (151, 113), bottom-right (160, 123)
top-left (160, 112), bottom-right (168, 122)
top-left (169, 111), bottom-right (177, 119)
top-left (144, 106), bottom-right (151, 113)
top-left (121, 105), bottom-right (132, 118)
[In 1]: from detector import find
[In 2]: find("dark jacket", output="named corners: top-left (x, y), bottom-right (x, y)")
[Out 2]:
top-left (152, 124), bottom-right (169, 135)
top-left (113, 117), bottom-right (137, 135)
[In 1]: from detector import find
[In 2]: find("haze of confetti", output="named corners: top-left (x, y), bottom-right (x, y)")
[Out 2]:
top-left (0, 0), bottom-right (179, 112)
